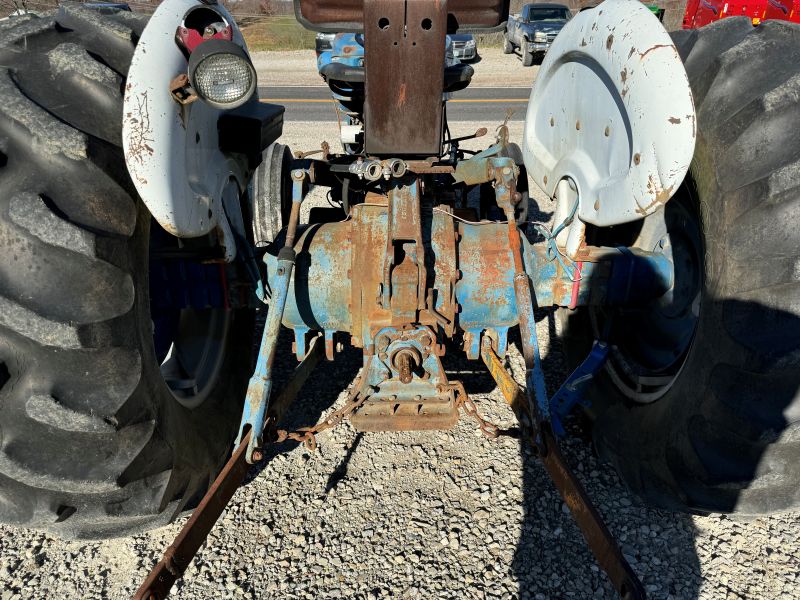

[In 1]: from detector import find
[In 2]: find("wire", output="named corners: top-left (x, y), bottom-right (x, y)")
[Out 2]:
top-left (532, 196), bottom-right (583, 282)
top-left (432, 207), bottom-right (508, 225)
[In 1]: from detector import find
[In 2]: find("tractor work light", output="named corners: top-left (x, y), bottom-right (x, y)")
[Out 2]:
top-left (188, 39), bottom-right (256, 110)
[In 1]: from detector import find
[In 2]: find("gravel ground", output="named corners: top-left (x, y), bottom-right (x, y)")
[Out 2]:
top-left (1, 122), bottom-right (799, 600)
top-left (253, 48), bottom-right (538, 88)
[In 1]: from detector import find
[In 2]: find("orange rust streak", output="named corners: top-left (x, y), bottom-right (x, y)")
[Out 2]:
top-left (397, 83), bottom-right (407, 108)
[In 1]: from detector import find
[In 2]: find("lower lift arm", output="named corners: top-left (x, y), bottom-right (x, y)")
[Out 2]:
top-left (489, 156), bottom-right (645, 600)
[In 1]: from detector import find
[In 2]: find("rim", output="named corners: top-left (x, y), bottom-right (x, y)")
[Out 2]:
top-left (591, 192), bottom-right (703, 403)
top-left (149, 222), bottom-right (230, 410)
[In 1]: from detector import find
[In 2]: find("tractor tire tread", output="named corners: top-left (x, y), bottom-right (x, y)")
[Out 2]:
top-left (576, 18), bottom-right (800, 516)
top-left (0, 10), bottom-right (250, 538)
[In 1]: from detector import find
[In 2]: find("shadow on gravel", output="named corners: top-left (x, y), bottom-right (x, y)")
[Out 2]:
top-left (510, 319), bottom-right (702, 599)
top-left (325, 432), bottom-right (364, 493)
top-left (242, 327), bottom-right (364, 486)
top-left (506, 290), bottom-right (799, 595)
top-left (438, 320), bottom-right (700, 598)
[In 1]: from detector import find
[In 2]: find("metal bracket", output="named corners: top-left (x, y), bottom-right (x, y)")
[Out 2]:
top-left (350, 326), bottom-right (459, 431)
top-left (381, 179), bottom-right (427, 323)
top-left (549, 341), bottom-right (609, 436)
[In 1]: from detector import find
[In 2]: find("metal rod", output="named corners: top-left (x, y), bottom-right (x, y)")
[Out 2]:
top-left (134, 337), bottom-right (324, 600)
top-left (133, 430), bottom-right (251, 600)
top-left (500, 180), bottom-right (550, 454)
top-left (237, 169), bottom-right (308, 463)
top-left (480, 342), bottom-right (645, 600)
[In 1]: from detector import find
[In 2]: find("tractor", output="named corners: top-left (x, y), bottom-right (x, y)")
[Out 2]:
top-left (0, 0), bottom-right (798, 597)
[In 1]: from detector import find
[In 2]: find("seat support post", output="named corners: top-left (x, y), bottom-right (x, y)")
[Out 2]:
top-left (364, 0), bottom-right (447, 156)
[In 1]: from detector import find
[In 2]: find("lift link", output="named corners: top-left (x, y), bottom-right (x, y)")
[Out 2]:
top-left (485, 161), bottom-right (646, 599)
top-left (237, 168), bottom-right (309, 464)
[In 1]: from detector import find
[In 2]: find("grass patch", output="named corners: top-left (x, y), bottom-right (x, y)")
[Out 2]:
top-left (475, 32), bottom-right (506, 49)
top-left (241, 16), bottom-right (316, 52)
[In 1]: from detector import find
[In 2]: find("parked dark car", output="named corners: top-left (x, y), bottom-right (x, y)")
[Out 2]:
top-left (504, 3), bottom-right (571, 66)
top-left (449, 33), bottom-right (478, 62)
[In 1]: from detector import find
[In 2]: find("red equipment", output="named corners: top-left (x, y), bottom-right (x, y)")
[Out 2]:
top-left (682, 0), bottom-right (800, 28)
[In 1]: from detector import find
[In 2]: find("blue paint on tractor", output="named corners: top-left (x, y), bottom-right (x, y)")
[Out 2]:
top-left (549, 341), bottom-right (610, 435)
top-left (262, 208), bottom-right (672, 360)
top-left (238, 170), bottom-right (310, 462)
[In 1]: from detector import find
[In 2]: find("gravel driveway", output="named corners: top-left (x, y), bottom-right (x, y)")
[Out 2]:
top-left (1, 121), bottom-right (798, 600)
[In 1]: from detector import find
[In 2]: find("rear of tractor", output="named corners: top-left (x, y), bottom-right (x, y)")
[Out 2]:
top-left (0, 0), bottom-right (798, 596)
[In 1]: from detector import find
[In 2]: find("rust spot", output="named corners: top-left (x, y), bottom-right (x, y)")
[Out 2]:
top-left (126, 91), bottom-right (155, 169)
top-left (161, 221), bottom-right (182, 236)
top-left (656, 186), bottom-right (673, 204)
top-left (543, 175), bottom-right (548, 185)
top-left (669, 116), bottom-right (681, 124)
top-left (606, 34), bottom-right (614, 50)
top-left (638, 174), bottom-right (676, 215)
top-left (633, 153), bottom-right (641, 165)
top-left (397, 83), bottom-right (407, 108)
top-left (620, 68), bottom-right (627, 84)
top-left (575, 120), bottom-right (581, 131)
top-left (639, 43), bottom-right (671, 60)
top-left (552, 274), bottom-right (571, 303)
top-left (604, 125), bottom-right (610, 137)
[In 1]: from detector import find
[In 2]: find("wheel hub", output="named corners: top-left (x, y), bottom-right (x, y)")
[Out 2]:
top-left (594, 195), bottom-right (703, 403)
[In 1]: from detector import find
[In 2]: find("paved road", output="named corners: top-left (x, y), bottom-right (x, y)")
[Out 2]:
top-left (260, 86), bottom-right (530, 122)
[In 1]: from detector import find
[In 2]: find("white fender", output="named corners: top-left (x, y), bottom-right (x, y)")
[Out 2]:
top-left (122, 0), bottom-right (253, 256)
top-left (522, 0), bottom-right (696, 228)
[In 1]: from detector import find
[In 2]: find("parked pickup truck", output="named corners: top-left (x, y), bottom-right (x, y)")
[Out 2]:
top-left (504, 3), bottom-right (571, 66)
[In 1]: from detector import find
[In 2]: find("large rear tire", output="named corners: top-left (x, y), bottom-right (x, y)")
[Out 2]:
top-left (559, 18), bottom-right (800, 516)
top-left (0, 8), bottom-right (253, 538)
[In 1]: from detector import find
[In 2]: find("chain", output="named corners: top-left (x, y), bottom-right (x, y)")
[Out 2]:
top-left (447, 381), bottom-right (505, 439)
top-left (274, 382), bottom-right (367, 452)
